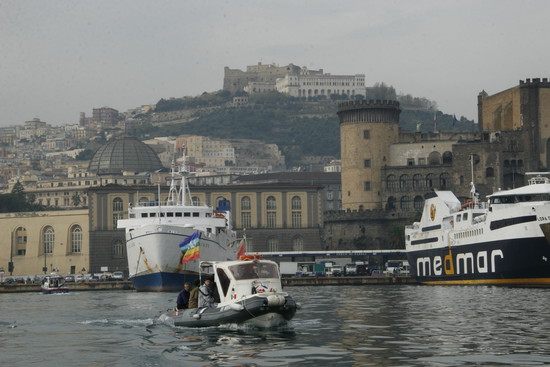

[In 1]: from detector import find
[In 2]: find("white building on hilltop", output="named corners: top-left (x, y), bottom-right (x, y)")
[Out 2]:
top-left (276, 67), bottom-right (366, 99)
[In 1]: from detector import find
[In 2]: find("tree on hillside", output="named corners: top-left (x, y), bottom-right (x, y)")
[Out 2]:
top-left (365, 83), bottom-right (397, 100)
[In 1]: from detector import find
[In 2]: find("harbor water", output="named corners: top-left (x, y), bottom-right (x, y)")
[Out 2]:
top-left (2, 285), bottom-right (550, 366)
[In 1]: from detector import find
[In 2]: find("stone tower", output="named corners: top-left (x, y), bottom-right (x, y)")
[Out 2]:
top-left (337, 100), bottom-right (401, 211)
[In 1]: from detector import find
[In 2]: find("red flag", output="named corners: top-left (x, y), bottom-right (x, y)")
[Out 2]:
top-left (236, 239), bottom-right (246, 259)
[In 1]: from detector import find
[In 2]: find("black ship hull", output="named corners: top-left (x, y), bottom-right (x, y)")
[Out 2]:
top-left (406, 236), bottom-right (550, 286)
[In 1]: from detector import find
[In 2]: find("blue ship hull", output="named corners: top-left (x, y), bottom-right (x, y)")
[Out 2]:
top-left (131, 272), bottom-right (200, 292)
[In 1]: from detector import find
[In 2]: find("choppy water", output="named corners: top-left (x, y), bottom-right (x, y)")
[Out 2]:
top-left (2, 285), bottom-right (550, 366)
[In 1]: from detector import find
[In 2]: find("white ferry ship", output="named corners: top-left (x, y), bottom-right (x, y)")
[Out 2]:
top-left (117, 155), bottom-right (238, 291)
top-left (405, 173), bottom-right (550, 286)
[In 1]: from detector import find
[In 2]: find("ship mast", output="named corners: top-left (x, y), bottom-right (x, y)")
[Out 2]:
top-left (178, 146), bottom-right (194, 206)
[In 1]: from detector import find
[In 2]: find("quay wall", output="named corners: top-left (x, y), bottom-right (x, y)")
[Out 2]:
top-left (0, 281), bottom-right (134, 293)
top-left (282, 275), bottom-right (417, 286)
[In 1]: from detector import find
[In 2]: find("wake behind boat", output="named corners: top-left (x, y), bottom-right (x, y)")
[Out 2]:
top-left (117, 153), bottom-right (238, 292)
top-left (172, 257), bottom-right (298, 328)
top-left (405, 173), bottom-right (550, 286)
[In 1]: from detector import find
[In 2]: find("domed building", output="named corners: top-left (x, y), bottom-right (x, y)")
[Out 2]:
top-left (88, 136), bottom-right (164, 175)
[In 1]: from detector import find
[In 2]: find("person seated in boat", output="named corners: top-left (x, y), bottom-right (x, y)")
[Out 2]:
top-left (188, 279), bottom-right (200, 309)
top-left (198, 278), bottom-right (215, 308)
top-left (176, 282), bottom-right (191, 310)
top-left (240, 263), bottom-right (258, 279)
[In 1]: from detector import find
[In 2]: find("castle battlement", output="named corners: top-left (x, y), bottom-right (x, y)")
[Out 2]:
top-left (337, 99), bottom-right (400, 112)
top-left (519, 78), bottom-right (550, 87)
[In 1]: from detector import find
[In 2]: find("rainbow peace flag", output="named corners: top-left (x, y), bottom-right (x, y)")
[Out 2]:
top-left (180, 231), bottom-right (200, 264)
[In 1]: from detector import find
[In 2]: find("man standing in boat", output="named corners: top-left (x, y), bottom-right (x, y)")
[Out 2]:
top-left (198, 278), bottom-right (215, 308)
top-left (176, 282), bottom-right (191, 310)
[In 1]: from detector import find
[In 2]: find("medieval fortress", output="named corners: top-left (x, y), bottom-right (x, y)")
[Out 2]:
top-left (223, 62), bottom-right (366, 99)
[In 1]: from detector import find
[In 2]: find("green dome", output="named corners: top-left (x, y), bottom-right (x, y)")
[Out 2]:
top-left (88, 137), bottom-right (163, 175)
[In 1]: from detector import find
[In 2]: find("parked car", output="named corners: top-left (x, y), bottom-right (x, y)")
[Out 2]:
top-left (64, 275), bottom-right (75, 283)
top-left (112, 271), bottom-right (124, 280)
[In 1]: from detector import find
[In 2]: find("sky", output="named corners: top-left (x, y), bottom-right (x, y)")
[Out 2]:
top-left (1, 0), bottom-right (549, 127)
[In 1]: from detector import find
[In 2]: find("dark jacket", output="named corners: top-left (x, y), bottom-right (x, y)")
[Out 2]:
top-left (176, 288), bottom-right (190, 310)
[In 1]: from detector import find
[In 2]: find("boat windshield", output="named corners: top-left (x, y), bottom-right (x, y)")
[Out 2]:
top-left (229, 262), bottom-right (279, 280)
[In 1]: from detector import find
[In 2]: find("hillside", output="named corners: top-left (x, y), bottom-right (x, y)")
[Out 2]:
top-left (129, 92), bottom-right (476, 167)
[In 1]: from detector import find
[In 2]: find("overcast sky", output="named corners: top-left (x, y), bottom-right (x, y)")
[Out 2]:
top-left (1, 0), bottom-right (549, 127)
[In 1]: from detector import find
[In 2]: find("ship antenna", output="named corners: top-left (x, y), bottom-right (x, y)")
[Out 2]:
top-left (470, 154), bottom-right (479, 205)
top-left (178, 146), bottom-right (194, 206)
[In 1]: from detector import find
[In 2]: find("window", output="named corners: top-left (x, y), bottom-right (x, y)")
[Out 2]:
top-left (400, 196), bottom-right (410, 210)
top-left (399, 175), bottom-right (410, 190)
top-left (241, 212), bottom-right (251, 228)
top-left (386, 175), bottom-right (397, 190)
top-left (412, 174), bottom-right (422, 189)
top-left (241, 196), bottom-right (251, 210)
top-left (112, 240), bottom-right (124, 258)
top-left (291, 196), bottom-right (302, 210)
top-left (440, 172), bottom-right (450, 188)
top-left (15, 227), bottom-right (27, 256)
top-left (387, 196), bottom-right (396, 210)
top-left (407, 158), bottom-right (415, 166)
top-left (486, 167), bottom-right (494, 177)
top-left (413, 196), bottom-right (424, 210)
top-left (43, 226), bottom-right (55, 254)
top-left (364, 159), bottom-right (371, 168)
top-left (192, 196), bottom-right (200, 206)
top-left (426, 174), bottom-right (435, 188)
top-left (292, 236), bottom-right (304, 252)
top-left (71, 225), bottom-right (82, 253)
top-left (268, 238), bottom-right (279, 252)
top-left (113, 213), bottom-right (123, 228)
top-left (363, 130), bottom-right (370, 139)
top-left (292, 211), bottom-right (302, 228)
top-left (266, 196), bottom-right (276, 210)
top-left (364, 181), bottom-right (371, 191)
top-left (113, 197), bottom-right (123, 212)
top-left (266, 212), bottom-right (277, 228)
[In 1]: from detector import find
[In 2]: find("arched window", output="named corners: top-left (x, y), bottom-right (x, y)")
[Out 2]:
top-left (426, 174), bottom-right (435, 188)
top-left (387, 196), bottom-right (396, 210)
top-left (138, 197), bottom-right (149, 206)
top-left (399, 174), bottom-right (410, 190)
top-left (268, 238), bottom-right (279, 252)
top-left (241, 196), bottom-right (251, 211)
top-left (413, 196), bottom-right (424, 210)
top-left (412, 174), bottom-right (422, 189)
top-left (428, 151), bottom-right (442, 165)
top-left (292, 236), bottom-right (304, 252)
top-left (400, 196), bottom-right (410, 210)
top-left (266, 196), bottom-right (276, 210)
top-left (43, 226), bottom-right (55, 254)
top-left (70, 225), bottom-right (82, 253)
top-left (192, 196), bottom-right (200, 206)
top-left (291, 196), bottom-right (302, 210)
top-left (112, 240), bottom-right (124, 258)
top-left (386, 175), bottom-right (397, 190)
top-left (442, 151), bottom-right (453, 164)
top-left (113, 197), bottom-right (123, 212)
top-left (439, 173), bottom-right (450, 188)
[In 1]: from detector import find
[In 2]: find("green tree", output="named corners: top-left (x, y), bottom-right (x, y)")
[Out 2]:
top-left (71, 192), bottom-right (82, 207)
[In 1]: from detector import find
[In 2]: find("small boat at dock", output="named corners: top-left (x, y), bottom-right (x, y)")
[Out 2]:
top-left (172, 257), bottom-right (298, 328)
